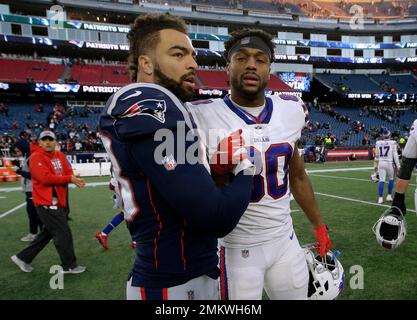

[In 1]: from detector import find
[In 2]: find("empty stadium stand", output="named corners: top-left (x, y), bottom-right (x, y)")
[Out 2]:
top-left (69, 64), bottom-right (129, 86)
top-left (315, 73), bottom-right (417, 94)
top-left (0, 59), bottom-right (64, 84)
top-left (196, 69), bottom-right (230, 89)
top-left (315, 74), bottom-right (382, 93)
top-left (370, 74), bottom-right (417, 94)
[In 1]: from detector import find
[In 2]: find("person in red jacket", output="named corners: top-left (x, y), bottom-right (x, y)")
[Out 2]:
top-left (11, 130), bottom-right (86, 274)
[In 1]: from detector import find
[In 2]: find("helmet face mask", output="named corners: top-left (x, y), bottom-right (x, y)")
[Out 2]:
top-left (372, 207), bottom-right (407, 249)
top-left (303, 245), bottom-right (345, 300)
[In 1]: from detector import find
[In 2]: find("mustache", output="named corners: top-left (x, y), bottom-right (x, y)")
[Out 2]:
top-left (241, 72), bottom-right (260, 80)
top-left (180, 71), bottom-right (196, 81)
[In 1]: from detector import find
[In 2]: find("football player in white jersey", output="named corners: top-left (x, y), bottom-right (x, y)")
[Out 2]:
top-left (375, 130), bottom-right (400, 204)
top-left (95, 167), bottom-right (137, 250)
top-left (391, 119), bottom-right (417, 216)
top-left (187, 29), bottom-right (332, 300)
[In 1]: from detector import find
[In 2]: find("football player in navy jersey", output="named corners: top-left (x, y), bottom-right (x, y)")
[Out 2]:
top-left (98, 14), bottom-right (255, 300)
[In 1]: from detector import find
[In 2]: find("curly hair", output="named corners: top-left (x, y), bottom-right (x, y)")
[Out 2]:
top-left (127, 13), bottom-right (187, 82)
top-left (224, 28), bottom-right (275, 63)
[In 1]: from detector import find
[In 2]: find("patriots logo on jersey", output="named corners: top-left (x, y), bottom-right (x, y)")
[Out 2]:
top-left (120, 99), bottom-right (167, 123)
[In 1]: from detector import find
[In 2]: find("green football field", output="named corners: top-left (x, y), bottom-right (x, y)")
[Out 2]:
top-left (1, 160), bottom-right (417, 300)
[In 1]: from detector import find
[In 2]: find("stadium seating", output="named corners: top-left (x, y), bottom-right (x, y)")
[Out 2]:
top-left (303, 105), bottom-right (417, 147)
top-left (3, 101), bottom-right (415, 148)
top-left (0, 59), bottom-right (64, 83)
top-left (70, 64), bottom-right (129, 86)
top-left (370, 74), bottom-right (417, 94)
top-left (409, 4), bottom-right (417, 16)
top-left (315, 74), bottom-right (382, 93)
top-left (315, 73), bottom-right (417, 95)
top-left (196, 70), bottom-right (230, 89)
top-left (190, 0), bottom-right (405, 18)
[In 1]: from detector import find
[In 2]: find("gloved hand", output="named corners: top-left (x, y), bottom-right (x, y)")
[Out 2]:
top-left (314, 224), bottom-right (332, 257)
top-left (210, 129), bottom-right (248, 175)
top-left (392, 192), bottom-right (406, 216)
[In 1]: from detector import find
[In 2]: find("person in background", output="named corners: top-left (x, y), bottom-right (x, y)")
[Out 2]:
top-left (11, 130), bottom-right (86, 274)
top-left (11, 139), bottom-right (43, 242)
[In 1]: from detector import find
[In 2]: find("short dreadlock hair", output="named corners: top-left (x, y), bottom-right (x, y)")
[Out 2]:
top-left (224, 28), bottom-right (275, 63)
top-left (127, 13), bottom-right (188, 82)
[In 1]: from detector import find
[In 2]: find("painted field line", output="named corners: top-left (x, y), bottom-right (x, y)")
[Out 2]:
top-left (310, 173), bottom-right (417, 187)
top-left (315, 192), bottom-right (416, 213)
top-left (0, 202), bottom-right (26, 219)
top-left (307, 167), bottom-right (373, 173)
top-left (0, 181), bottom-right (108, 193)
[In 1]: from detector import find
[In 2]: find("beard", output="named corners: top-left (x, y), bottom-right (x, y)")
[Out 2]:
top-left (154, 65), bottom-right (195, 102)
top-left (230, 74), bottom-right (268, 101)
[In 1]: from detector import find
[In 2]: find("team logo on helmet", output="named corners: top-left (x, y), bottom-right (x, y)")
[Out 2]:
top-left (121, 99), bottom-right (166, 123)
top-left (303, 244), bottom-right (345, 300)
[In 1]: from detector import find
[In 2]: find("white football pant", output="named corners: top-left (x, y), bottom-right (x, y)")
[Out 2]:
top-left (378, 162), bottom-right (395, 182)
top-left (219, 229), bottom-right (308, 300)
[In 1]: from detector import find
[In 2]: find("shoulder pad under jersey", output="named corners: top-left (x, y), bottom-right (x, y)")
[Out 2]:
top-left (99, 83), bottom-right (193, 139)
top-left (274, 94), bottom-right (309, 124)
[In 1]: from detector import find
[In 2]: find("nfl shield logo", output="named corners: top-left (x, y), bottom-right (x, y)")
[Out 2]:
top-left (163, 154), bottom-right (177, 171)
top-left (255, 125), bottom-right (263, 136)
top-left (241, 37), bottom-right (250, 45)
top-left (187, 290), bottom-right (195, 300)
top-left (241, 249), bottom-right (249, 258)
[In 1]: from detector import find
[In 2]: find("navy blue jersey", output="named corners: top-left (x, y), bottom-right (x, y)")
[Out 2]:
top-left (99, 83), bottom-right (253, 289)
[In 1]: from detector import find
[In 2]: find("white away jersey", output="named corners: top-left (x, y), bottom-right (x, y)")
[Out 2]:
top-left (375, 139), bottom-right (400, 168)
top-left (110, 174), bottom-right (123, 211)
top-left (187, 94), bottom-right (307, 248)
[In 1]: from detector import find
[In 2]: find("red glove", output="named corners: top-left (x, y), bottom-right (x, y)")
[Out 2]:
top-left (210, 129), bottom-right (247, 175)
top-left (313, 224), bottom-right (332, 257)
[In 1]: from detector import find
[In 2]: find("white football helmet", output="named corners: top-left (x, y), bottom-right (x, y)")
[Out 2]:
top-left (372, 206), bottom-right (406, 249)
top-left (371, 172), bottom-right (379, 183)
top-left (303, 245), bottom-right (345, 300)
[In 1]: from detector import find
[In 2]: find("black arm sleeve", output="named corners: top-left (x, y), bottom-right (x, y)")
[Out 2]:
top-left (16, 168), bottom-right (31, 180)
top-left (130, 132), bottom-right (253, 238)
top-left (397, 156), bottom-right (417, 180)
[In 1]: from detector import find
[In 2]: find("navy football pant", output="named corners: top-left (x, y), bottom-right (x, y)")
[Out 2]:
top-left (25, 192), bottom-right (43, 235)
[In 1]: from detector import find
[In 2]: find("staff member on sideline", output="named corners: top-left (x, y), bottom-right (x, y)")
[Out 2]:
top-left (11, 130), bottom-right (86, 274)
top-left (11, 139), bottom-right (43, 242)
